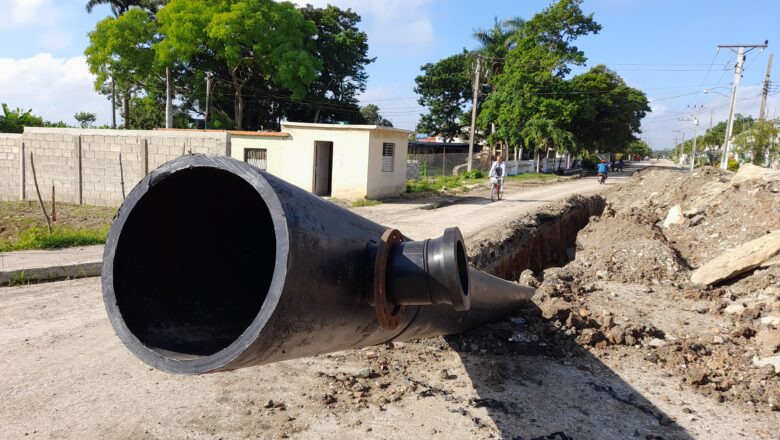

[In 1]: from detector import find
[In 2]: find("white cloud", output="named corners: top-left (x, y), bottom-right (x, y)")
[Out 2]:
top-left (287, 0), bottom-right (436, 51)
top-left (0, 53), bottom-right (111, 126)
top-left (0, 0), bottom-right (63, 28)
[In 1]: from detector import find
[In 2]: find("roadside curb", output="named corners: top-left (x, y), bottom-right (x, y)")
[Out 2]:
top-left (0, 261), bottom-right (103, 285)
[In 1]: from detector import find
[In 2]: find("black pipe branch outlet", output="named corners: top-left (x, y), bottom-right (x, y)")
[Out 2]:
top-left (102, 155), bottom-right (534, 375)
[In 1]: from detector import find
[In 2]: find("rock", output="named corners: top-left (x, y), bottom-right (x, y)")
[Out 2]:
top-left (518, 269), bottom-right (539, 287)
top-left (263, 400), bottom-right (275, 408)
top-left (688, 214), bottom-right (705, 227)
top-left (438, 369), bottom-right (450, 380)
top-left (322, 394), bottom-right (337, 405)
top-left (760, 315), bottom-right (780, 327)
top-left (596, 270), bottom-right (609, 280)
top-left (755, 330), bottom-right (780, 355)
top-left (647, 338), bottom-right (667, 348)
top-left (356, 367), bottom-right (372, 379)
top-left (607, 326), bottom-right (626, 345)
top-left (683, 206), bottom-right (705, 218)
top-left (686, 368), bottom-right (709, 385)
top-left (731, 163), bottom-right (780, 187)
top-left (662, 205), bottom-right (685, 228)
top-left (690, 230), bottom-right (780, 285)
top-left (753, 355), bottom-right (780, 373)
top-left (724, 302), bottom-right (747, 315)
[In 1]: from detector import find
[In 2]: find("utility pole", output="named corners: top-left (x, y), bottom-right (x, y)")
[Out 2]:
top-left (467, 55), bottom-right (481, 172)
top-left (718, 42), bottom-right (769, 169)
top-left (111, 77), bottom-right (116, 129)
top-left (204, 73), bottom-right (214, 130)
top-left (165, 67), bottom-right (173, 128)
top-left (759, 53), bottom-right (774, 120)
top-left (690, 117), bottom-right (699, 171)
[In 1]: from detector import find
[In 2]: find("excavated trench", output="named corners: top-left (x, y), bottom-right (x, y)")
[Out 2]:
top-left (467, 194), bottom-right (607, 281)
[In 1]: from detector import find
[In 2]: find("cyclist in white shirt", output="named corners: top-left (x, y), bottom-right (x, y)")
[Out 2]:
top-left (489, 153), bottom-right (506, 198)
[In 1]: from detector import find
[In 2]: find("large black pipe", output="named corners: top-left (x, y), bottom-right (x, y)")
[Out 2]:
top-left (102, 155), bottom-right (534, 374)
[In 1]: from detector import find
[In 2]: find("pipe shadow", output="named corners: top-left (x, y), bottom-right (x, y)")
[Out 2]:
top-left (443, 301), bottom-right (694, 440)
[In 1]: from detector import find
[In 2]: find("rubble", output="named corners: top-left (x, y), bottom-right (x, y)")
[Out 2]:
top-left (690, 230), bottom-right (780, 286)
top-left (525, 166), bottom-right (780, 411)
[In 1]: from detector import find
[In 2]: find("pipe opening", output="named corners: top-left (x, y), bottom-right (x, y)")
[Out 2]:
top-left (112, 167), bottom-right (275, 359)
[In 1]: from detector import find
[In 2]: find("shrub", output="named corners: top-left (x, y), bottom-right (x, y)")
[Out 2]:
top-left (462, 169), bottom-right (484, 179)
top-left (727, 160), bottom-right (740, 172)
top-left (0, 226), bottom-right (108, 252)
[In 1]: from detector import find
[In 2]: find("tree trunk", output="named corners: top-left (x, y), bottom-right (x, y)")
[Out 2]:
top-left (313, 108), bottom-right (321, 124)
top-left (111, 78), bottom-right (116, 129)
top-left (566, 153), bottom-right (571, 169)
top-left (123, 94), bottom-right (130, 129)
top-left (535, 149), bottom-right (541, 173)
top-left (165, 67), bottom-right (173, 129)
top-left (231, 71), bottom-right (245, 131)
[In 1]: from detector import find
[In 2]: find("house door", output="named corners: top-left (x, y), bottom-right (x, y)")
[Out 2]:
top-left (313, 141), bottom-right (333, 196)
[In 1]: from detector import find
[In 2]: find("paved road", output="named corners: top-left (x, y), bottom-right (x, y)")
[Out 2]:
top-left (356, 165), bottom-right (644, 241)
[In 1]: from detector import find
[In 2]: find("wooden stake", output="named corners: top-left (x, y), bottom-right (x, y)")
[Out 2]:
top-left (51, 184), bottom-right (56, 222)
top-left (119, 153), bottom-right (126, 201)
top-left (29, 153), bottom-right (52, 233)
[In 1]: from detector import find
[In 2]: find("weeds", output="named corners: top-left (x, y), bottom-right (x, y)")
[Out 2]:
top-left (505, 173), bottom-right (558, 182)
top-left (0, 226), bottom-right (108, 252)
top-left (351, 198), bottom-right (383, 207)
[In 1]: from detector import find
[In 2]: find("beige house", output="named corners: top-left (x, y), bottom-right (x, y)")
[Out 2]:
top-left (229, 122), bottom-right (413, 199)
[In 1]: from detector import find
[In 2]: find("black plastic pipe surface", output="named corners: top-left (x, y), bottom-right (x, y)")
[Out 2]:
top-left (102, 155), bottom-right (534, 374)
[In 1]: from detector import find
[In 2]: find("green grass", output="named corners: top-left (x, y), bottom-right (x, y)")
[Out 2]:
top-left (0, 225), bottom-right (109, 252)
top-left (351, 198), bottom-right (383, 207)
top-left (406, 175), bottom-right (474, 193)
top-left (505, 173), bottom-right (559, 182)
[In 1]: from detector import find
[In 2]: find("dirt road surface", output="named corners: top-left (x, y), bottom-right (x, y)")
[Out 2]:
top-left (355, 170), bottom-right (636, 241)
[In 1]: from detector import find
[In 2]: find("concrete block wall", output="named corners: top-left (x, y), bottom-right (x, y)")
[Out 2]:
top-left (1, 128), bottom-right (229, 207)
top-left (0, 134), bottom-right (22, 200)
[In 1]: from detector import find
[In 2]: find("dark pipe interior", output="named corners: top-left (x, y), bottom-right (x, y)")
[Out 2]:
top-left (113, 168), bottom-right (276, 358)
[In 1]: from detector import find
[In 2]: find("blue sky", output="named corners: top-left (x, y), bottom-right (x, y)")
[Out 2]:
top-left (1, 0), bottom-right (779, 150)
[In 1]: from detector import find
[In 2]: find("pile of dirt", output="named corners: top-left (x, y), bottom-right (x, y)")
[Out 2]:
top-left (517, 165), bottom-right (780, 411)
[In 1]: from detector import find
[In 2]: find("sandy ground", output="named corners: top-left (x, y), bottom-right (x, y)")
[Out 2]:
top-left (3, 162), bottom-right (777, 439)
top-left (1, 278), bottom-right (776, 439)
top-left (354, 171), bottom-right (636, 241)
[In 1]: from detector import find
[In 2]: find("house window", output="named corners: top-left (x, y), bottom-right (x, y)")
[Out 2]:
top-left (245, 148), bottom-right (267, 170)
top-left (381, 143), bottom-right (394, 172)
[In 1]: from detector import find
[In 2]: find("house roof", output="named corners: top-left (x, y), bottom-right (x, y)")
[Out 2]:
top-left (281, 121), bottom-right (415, 135)
top-left (155, 128), bottom-right (290, 138)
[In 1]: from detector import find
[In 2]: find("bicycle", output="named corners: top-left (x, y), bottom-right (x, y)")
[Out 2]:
top-left (490, 177), bottom-right (504, 201)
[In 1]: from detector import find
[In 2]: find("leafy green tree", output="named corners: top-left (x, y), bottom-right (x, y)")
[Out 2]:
top-left (360, 104), bottom-right (393, 127)
top-left (521, 117), bottom-right (576, 172)
top-left (74, 112), bottom-right (97, 128)
top-left (0, 104), bottom-right (69, 132)
top-left (626, 139), bottom-right (651, 159)
top-left (414, 53), bottom-right (472, 141)
top-left (733, 119), bottom-right (779, 165)
top-left (86, 0), bottom-right (166, 16)
top-left (283, 5), bottom-right (373, 124)
top-left (126, 96), bottom-right (190, 129)
top-left (0, 104), bottom-right (44, 133)
top-left (566, 65), bottom-right (649, 153)
top-left (478, 0), bottom-right (601, 157)
top-left (157, 0), bottom-right (320, 130)
top-left (85, 9), bottom-right (157, 127)
top-left (473, 16), bottom-right (525, 80)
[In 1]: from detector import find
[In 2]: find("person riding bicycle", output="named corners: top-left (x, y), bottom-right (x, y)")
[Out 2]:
top-left (597, 159), bottom-right (609, 183)
top-left (489, 153), bottom-right (506, 195)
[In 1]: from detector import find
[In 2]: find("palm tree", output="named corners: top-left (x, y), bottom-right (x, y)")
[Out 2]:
top-left (521, 118), bottom-right (576, 173)
top-left (472, 16), bottom-right (525, 80)
top-left (85, 0), bottom-right (163, 17)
